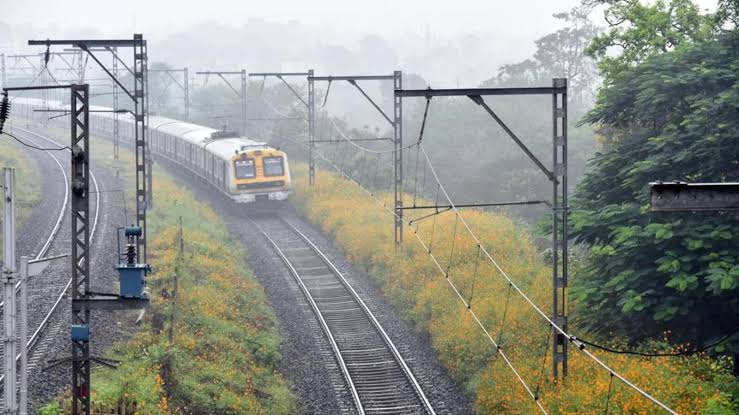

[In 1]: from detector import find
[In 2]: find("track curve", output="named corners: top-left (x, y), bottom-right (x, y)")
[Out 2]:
top-left (0, 127), bottom-right (101, 389)
top-left (252, 216), bottom-right (435, 415)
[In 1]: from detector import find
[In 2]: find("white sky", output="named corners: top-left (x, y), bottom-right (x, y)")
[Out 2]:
top-left (2, 0), bottom-right (719, 41)
top-left (0, 0), bottom-right (719, 88)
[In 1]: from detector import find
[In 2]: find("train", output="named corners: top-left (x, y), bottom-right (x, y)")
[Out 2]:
top-left (10, 97), bottom-right (292, 203)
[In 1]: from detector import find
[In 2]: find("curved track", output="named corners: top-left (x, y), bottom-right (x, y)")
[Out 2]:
top-left (252, 216), bottom-right (435, 415)
top-left (0, 127), bottom-right (101, 388)
top-left (0, 132), bottom-right (68, 311)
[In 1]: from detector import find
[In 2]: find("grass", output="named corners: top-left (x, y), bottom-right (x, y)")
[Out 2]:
top-left (0, 138), bottom-right (42, 248)
top-left (290, 164), bottom-right (739, 414)
top-left (36, 128), bottom-right (297, 414)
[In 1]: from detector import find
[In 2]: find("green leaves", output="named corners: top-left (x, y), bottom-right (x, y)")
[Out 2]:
top-left (653, 304), bottom-right (680, 321)
top-left (571, 27), bottom-right (739, 353)
top-left (646, 222), bottom-right (675, 241)
top-left (586, 0), bottom-right (714, 80)
top-left (621, 292), bottom-right (646, 313)
top-left (666, 274), bottom-right (698, 292)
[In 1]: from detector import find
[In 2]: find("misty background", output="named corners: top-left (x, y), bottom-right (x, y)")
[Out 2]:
top-left (0, 0), bottom-right (719, 223)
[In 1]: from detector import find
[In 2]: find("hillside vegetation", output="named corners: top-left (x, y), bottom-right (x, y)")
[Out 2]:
top-left (291, 165), bottom-right (738, 414)
top-left (0, 139), bottom-right (41, 246)
top-left (39, 135), bottom-right (296, 414)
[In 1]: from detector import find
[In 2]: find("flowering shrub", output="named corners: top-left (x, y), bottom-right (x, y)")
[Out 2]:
top-left (39, 134), bottom-right (296, 414)
top-left (291, 165), bottom-right (738, 414)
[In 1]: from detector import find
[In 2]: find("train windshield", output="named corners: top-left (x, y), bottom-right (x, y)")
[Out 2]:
top-left (263, 157), bottom-right (284, 177)
top-left (234, 159), bottom-right (256, 179)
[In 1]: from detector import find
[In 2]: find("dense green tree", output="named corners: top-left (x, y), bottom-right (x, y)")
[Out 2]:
top-left (584, 0), bottom-right (714, 80)
top-left (498, 6), bottom-right (600, 108)
top-left (570, 22), bottom-right (739, 368)
top-left (388, 7), bottom-right (601, 217)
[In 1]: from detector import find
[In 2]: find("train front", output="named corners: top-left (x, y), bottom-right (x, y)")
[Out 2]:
top-left (231, 144), bottom-right (292, 203)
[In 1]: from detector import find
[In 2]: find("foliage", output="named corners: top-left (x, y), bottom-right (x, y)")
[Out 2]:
top-left (0, 139), bottom-right (42, 222)
top-left (36, 130), bottom-right (296, 414)
top-left (584, 0), bottom-right (714, 80)
top-left (179, 8), bottom-right (602, 226)
top-left (332, 8), bottom-right (600, 224)
top-left (714, 0), bottom-right (739, 28)
top-left (37, 402), bottom-right (63, 415)
top-left (497, 5), bottom-right (600, 108)
top-left (0, 138), bottom-right (41, 247)
top-left (571, 15), bottom-right (739, 359)
top-left (290, 164), bottom-right (738, 414)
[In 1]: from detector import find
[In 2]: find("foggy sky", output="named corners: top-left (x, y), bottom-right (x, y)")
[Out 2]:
top-left (1, 0), bottom-right (604, 38)
top-left (0, 0), bottom-right (719, 87)
top-left (2, 0), bottom-right (719, 43)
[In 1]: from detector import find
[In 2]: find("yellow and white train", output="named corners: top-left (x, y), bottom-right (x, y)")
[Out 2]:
top-left (12, 98), bottom-right (292, 203)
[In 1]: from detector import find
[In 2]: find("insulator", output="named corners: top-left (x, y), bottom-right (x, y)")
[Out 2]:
top-left (0, 93), bottom-right (9, 134)
top-left (126, 242), bottom-right (136, 264)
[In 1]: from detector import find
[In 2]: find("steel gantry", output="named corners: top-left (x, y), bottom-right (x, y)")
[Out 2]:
top-left (26, 35), bottom-right (150, 415)
top-left (395, 79), bottom-right (570, 379)
top-left (2, 51), bottom-right (86, 85)
top-left (69, 84), bottom-right (92, 413)
top-left (307, 72), bottom-right (403, 243)
top-left (44, 51), bottom-right (86, 83)
top-left (2, 54), bottom-right (41, 82)
top-left (62, 46), bottom-right (125, 161)
top-left (195, 70), bottom-right (247, 135)
top-left (248, 70), bottom-right (314, 164)
top-left (31, 35), bottom-right (151, 261)
top-left (4, 82), bottom-right (93, 414)
top-left (148, 67), bottom-right (190, 119)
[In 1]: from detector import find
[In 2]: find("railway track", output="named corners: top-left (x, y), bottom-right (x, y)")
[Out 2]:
top-left (0, 127), bottom-right (101, 389)
top-left (0, 131), bottom-right (69, 311)
top-left (252, 216), bottom-right (435, 415)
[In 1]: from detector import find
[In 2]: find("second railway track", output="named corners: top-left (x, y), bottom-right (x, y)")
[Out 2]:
top-left (252, 216), bottom-right (435, 415)
top-left (0, 127), bottom-right (101, 390)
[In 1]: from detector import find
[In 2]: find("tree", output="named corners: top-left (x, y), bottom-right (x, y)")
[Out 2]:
top-left (570, 25), bottom-right (739, 369)
top-left (584, 0), bottom-right (713, 80)
top-left (714, 0), bottom-right (739, 28)
top-left (497, 6), bottom-right (600, 109)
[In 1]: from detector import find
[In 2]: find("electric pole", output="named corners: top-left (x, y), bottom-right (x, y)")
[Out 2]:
top-left (2, 168), bottom-right (17, 414)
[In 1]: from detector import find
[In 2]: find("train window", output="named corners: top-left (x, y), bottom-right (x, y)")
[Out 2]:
top-left (263, 157), bottom-right (284, 177)
top-left (234, 159), bottom-right (256, 179)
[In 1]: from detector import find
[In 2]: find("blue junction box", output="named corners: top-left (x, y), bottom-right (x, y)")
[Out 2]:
top-left (116, 264), bottom-right (148, 299)
top-left (71, 324), bottom-right (90, 342)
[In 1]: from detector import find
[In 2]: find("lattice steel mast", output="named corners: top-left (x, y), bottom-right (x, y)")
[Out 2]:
top-left (395, 79), bottom-right (570, 377)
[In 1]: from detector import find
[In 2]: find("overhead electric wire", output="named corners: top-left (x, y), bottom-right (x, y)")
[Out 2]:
top-left (7, 67), bottom-right (48, 103)
top-left (273, 111), bottom-right (680, 414)
top-left (416, 143), bottom-right (677, 414)
top-left (327, 117), bottom-right (416, 154)
top-left (2, 131), bottom-right (70, 151)
top-left (573, 328), bottom-right (739, 357)
top-left (277, 135), bottom-right (543, 413)
top-left (259, 93), bottom-right (306, 121)
top-left (326, 96), bottom-right (430, 156)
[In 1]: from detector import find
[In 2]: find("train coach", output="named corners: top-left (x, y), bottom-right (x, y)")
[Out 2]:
top-left (12, 98), bottom-right (292, 203)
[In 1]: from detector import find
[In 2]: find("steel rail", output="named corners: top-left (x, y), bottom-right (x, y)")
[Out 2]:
top-left (307, 137), bottom-right (674, 413)
top-left (0, 127), bottom-right (101, 387)
top-left (0, 130), bottom-right (69, 310)
top-left (284, 219), bottom-right (435, 415)
top-left (281, 135), bottom-right (677, 414)
top-left (251, 216), bottom-right (435, 414)
top-left (249, 217), bottom-right (365, 415)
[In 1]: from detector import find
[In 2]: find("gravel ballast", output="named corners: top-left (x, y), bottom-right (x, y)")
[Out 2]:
top-left (159, 157), bottom-right (474, 414)
top-left (7, 128), bottom-right (140, 412)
